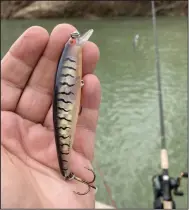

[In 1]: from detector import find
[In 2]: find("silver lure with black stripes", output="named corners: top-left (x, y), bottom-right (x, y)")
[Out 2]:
top-left (53, 29), bottom-right (97, 195)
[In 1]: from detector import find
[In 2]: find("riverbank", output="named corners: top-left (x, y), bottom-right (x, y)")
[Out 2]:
top-left (1, 1), bottom-right (187, 19)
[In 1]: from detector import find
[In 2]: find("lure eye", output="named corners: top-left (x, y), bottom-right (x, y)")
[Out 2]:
top-left (70, 38), bottom-right (76, 45)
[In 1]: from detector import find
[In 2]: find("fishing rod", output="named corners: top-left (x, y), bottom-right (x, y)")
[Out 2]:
top-left (151, 1), bottom-right (188, 209)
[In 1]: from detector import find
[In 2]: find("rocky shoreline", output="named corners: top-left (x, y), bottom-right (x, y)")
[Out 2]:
top-left (1, 1), bottom-right (188, 19)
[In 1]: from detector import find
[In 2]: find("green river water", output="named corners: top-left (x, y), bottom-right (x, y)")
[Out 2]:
top-left (1, 17), bottom-right (187, 208)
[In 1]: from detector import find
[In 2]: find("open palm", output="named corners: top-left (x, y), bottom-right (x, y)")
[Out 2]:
top-left (1, 24), bottom-right (100, 208)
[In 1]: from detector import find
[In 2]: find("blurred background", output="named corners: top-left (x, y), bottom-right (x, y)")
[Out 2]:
top-left (1, 1), bottom-right (188, 208)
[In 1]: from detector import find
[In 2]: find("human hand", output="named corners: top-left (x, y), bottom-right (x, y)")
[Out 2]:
top-left (1, 24), bottom-right (101, 208)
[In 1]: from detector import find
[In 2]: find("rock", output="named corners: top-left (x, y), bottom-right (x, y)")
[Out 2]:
top-left (1, 1), bottom-right (33, 19)
top-left (12, 1), bottom-right (70, 19)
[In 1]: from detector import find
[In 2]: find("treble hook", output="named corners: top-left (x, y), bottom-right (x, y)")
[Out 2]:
top-left (73, 167), bottom-right (98, 195)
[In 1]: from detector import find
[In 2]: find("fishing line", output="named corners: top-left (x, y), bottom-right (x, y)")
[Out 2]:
top-left (95, 161), bottom-right (118, 209)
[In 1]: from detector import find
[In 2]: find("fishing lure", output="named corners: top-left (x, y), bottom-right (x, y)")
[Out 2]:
top-left (53, 29), bottom-right (97, 195)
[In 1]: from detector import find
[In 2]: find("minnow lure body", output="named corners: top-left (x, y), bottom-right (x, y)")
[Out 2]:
top-left (53, 29), bottom-right (97, 195)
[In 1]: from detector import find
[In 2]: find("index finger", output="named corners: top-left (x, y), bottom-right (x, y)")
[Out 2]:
top-left (1, 26), bottom-right (49, 111)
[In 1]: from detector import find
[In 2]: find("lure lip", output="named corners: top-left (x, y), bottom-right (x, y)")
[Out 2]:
top-left (78, 29), bottom-right (94, 45)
